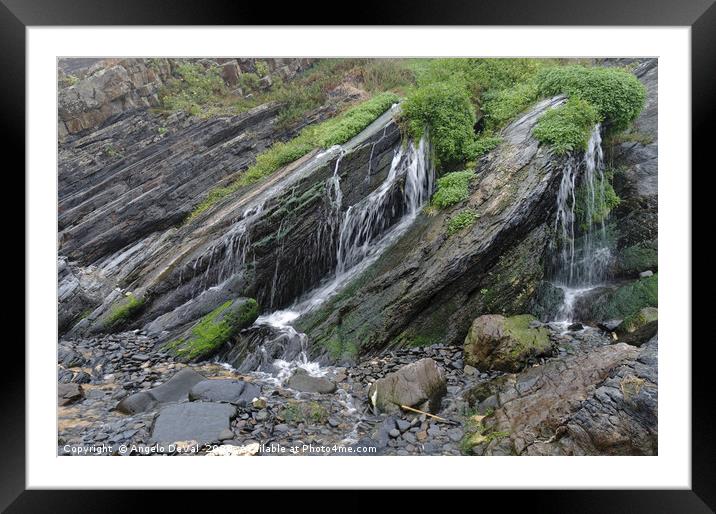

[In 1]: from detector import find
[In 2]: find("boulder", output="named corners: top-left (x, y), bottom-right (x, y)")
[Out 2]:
top-left (368, 358), bottom-right (447, 414)
top-left (115, 367), bottom-right (206, 414)
top-left (150, 402), bottom-right (237, 445)
top-left (286, 369), bottom-right (336, 394)
top-left (189, 379), bottom-right (261, 406)
top-left (58, 383), bottom-right (84, 406)
top-left (115, 391), bottom-right (158, 415)
top-left (463, 314), bottom-right (552, 373)
top-left (619, 320), bottom-right (658, 347)
top-left (150, 367), bottom-right (207, 402)
top-left (616, 307), bottom-right (658, 335)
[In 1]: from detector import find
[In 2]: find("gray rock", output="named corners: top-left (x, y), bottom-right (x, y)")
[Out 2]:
top-left (115, 391), bottom-right (158, 415)
top-left (639, 270), bottom-right (653, 278)
top-left (150, 367), bottom-right (206, 403)
top-left (389, 429), bottom-right (401, 438)
top-left (150, 402), bottom-right (237, 445)
top-left (58, 383), bottom-right (84, 406)
top-left (287, 369), bottom-right (337, 394)
top-left (189, 379), bottom-right (260, 406)
top-left (368, 358), bottom-right (447, 414)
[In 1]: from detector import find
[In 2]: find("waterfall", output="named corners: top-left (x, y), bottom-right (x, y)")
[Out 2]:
top-left (552, 124), bottom-right (613, 321)
top-left (226, 137), bottom-right (434, 374)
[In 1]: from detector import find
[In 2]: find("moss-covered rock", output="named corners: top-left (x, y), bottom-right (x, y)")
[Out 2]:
top-left (464, 314), bottom-right (552, 373)
top-left (616, 306), bottom-right (658, 336)
top-left (164, 297), bottom-right (259, 362)
top-left (612, 240), bottom-right (658, 277)
top-left (574, 274), bottom-right (657, 322)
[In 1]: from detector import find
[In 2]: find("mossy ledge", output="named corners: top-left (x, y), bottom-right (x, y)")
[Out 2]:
top-left (164, 298), bottom-right (259, 362)
top-left (103, 293), bottom-right (146, 329)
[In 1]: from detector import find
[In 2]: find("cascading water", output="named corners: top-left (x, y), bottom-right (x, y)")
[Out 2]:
top-left (551, 124), bottom-right (613, 322)
top-left (224, 136), bottom-right (434, 378)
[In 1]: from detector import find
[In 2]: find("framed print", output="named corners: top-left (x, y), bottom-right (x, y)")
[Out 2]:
top-left (6, 0), bottom-right (713, 509)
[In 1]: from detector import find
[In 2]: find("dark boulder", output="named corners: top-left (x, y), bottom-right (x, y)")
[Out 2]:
top-left (189, 379), bottom-right (261, 406)
top-left (150, 402), bottom-right (237, 445)
top-left (286, 369), bottom-right (337, 394)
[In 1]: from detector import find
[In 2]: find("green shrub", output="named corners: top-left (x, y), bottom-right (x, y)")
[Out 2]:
top-left (470, 134), bottom-right (502, 158)
top-left (482, 81), bottom-right (540, 130)
top-left (431, 170), bottom-right (476, 209)
top-left (537, 65), bottom-right (647, 131)
top-left (401, 81), bottom-right (477, 165)
top-left (447, 209), bottom-right (480, 235)
top-left (533, 97), bottom-right (599, 154)
top-left (160, 63), bottom-right (227, 116)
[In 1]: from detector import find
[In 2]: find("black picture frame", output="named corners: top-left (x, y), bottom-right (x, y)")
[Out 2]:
top-left (5, 0), bottom-right (712, 509)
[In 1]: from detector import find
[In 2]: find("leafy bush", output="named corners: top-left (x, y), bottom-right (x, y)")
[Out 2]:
top-left (470, 134), bottom-right (502, 158)
top-left (431, 170), bottom-right (476, 209)
top-left (447, 209), bottom-right (480, 235)
top-left (537, 65), bottom-right (647, 131)
top-left (401, 81), bottom-right (477, 165)
top-left (481, 81), bottom-right (540, 130)
top-left (532, 97), bottom-right (599, 154)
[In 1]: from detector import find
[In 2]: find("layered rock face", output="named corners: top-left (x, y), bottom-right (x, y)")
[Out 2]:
top-left (58, 58), bottom-right (315, 140)
top-left (299, 97), bottom-right (569, 358)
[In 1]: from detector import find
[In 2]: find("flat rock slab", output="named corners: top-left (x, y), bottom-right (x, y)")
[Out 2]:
top-left (287, 370), bottom-right (336, 394)
top-left (189, 379), bottom-right (260, 406)
top-left (150, 402), bottom-right (237, 445)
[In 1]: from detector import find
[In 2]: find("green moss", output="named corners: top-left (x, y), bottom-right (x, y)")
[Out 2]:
top-left (537, 65), bottom-right (647, 132)
top-left (615, 241), bottom-right (658, 275)
top-left (187, 92), bottom-right (399, 222)
top-left (591, 274), bottom-right (658, 320)
top-left (502, 314), bottom-right (551, 357)
top-left (430, 170), bottom-right (476, 209)
top-left (104, 293), bottom-right (145, 329)
top-left (165, 298), bottom-right (259, 361)
top-left (459, 409), bottom-right (511, 455)
top-left (618, 307), bottom-right (658, 335)
top-left (533, 97), bottom-right (599, 154)
top-left (574, 173), bottom-right (621, 230)
top-left (446, 208), bottom-right (479, 235)
top-left (279, 400), bottom-right (329, 425)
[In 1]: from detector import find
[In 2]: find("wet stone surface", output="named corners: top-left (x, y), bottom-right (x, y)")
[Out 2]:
top-left (57, 325), bottom-right (613, 456)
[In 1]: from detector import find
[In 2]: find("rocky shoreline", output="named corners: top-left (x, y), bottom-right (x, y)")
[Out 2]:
top-left (58, 321), bottom-right (655, 456)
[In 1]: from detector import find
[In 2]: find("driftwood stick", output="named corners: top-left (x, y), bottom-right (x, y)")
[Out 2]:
top-left (399, 404), bottom-right (451, 423)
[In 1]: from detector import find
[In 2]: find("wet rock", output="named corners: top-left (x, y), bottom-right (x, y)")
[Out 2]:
top-left (189, 379), bottom-right (261, 406)
top-left (287, 369), bottom-right (337, 394)
top-left (58, 383), bottom-right (84, 406)
top-left (552, 336), bottom-right (658, 455)
top-left (616, 307), bottom-right (657, 336)
top-left (151, 402), bottom-right (237, 445)
top-left (568, 323), bottom-right (584, 331)
top-left (368, 358), bottom-right (447, 414)
top-left (619, 321), bottom-right (658, 347)
top-left (468, 343), bottom-right (640, 456)
top-left (464, 314), bottom-right (552, 373)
